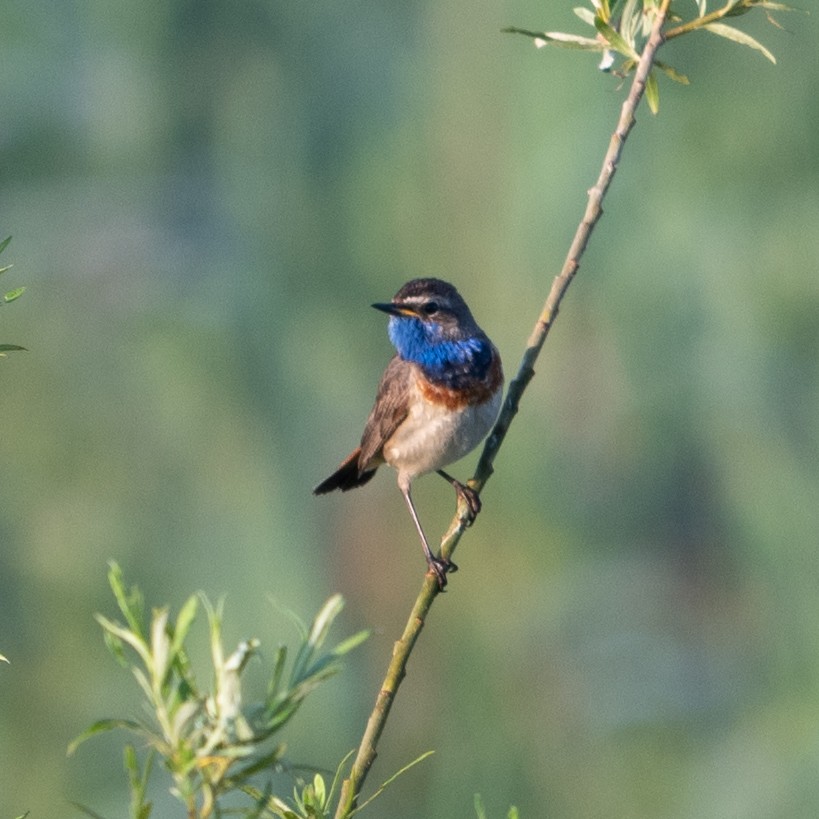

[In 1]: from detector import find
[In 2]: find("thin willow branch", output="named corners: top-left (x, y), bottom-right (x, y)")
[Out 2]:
top-left (334, 2), bottom-right (672, 816)
top-left (665, 0), bottom-right (755, 41)
top-left (334, 571), bottom-right (441, 818)
top-left (459, 0), bottom-right (674, 552)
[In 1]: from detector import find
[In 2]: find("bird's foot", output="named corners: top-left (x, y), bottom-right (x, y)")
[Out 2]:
top-left (428, 555), bottom-right (459, 590)
top-left (454, 482), bottom-right (481, 525)
top-left (436, 470), bottom-right (482, 526)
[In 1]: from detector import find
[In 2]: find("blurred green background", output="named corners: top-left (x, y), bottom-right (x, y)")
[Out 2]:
top-left (2, 1), bottom-right (818, 817)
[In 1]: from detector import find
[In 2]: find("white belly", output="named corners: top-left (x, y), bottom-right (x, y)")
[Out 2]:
top-left (383, 384), bottom-right (502, 481)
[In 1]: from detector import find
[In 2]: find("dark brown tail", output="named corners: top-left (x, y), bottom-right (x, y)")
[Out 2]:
top-left (314, 447), bottom-right (378, 494)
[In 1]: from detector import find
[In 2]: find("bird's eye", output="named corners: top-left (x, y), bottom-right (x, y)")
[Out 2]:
top-left (421, 301), bottom-right (439, 316)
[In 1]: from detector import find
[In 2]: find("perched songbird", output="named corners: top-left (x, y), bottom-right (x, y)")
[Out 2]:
top-left (314, 278), bottom-right (503, 588)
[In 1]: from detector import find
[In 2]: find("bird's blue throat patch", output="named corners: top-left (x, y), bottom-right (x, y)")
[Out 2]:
top-left (388, 316), bottom-right (492, 388)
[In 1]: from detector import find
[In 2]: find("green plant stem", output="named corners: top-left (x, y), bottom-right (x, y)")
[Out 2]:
top-left (665, 0), bottom-right (744, 40)
top-left (459, 0), bottom-right (674, 553)
top-left (334, 2), bottom-right (672, 816)
top-left (334, 573), bottom-right (440, 817)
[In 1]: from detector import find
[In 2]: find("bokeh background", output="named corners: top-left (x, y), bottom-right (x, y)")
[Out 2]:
top-left (2, 1), bottom-right (818, 817)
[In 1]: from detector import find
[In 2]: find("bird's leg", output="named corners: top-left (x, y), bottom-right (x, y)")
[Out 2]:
top-left (437, 470), bottom-right (481, 525)
top-left (399, 483), bottom-right (456, 589)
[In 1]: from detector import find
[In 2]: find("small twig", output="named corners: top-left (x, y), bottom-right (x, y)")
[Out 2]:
top-left (334, 571), bottom-right (440, 817)
top-left (455, 0), bottom-right (674, 556)
top-left (665, 0), bottom-right (752, 41)
top-left (334, 2), bottom-right (672, 816)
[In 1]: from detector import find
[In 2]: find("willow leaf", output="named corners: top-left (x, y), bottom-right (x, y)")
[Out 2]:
top-left (703, 22), bottom-right (776, 63)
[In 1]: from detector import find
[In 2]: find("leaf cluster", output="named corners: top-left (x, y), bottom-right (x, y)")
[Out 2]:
top-left (70, 562), bottom-right (368, 819)
top-left (474, 794), bottom-right (520, 819)
top-left (504, 0), bottom-right (795, 112)
top-left (0, 236), bottom-right (27, 356)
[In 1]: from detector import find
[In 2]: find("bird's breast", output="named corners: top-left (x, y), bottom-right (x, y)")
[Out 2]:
top-left (382, 355), bottom-right (503, 480)
top-left (417, 351), bottom-right (502, 410)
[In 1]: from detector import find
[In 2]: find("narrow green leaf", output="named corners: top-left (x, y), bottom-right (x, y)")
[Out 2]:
top-left (124, 743), bottom-right (139, 784)
top-left (69, 804), bottom-right (108, 819)
top-left (0, 237), bottom-right (11, 255)
top-left (308, 594), bottom-right (344, 650)
top-left (0, 344), bottom-right (26, 353)
top-left (594, 17), bottom-right (639, 59)
top-left (230, 743), bottom-right (287, 782)
top-left (474, 793), bottom-right (487, 819)
top-left (703, 22), bottom-right (776, 63)
top-left (236, 782), bottom-right (276, 819)
top-left (268, 596), bottom-right (309, 642)
top-left (268, 644), bottom-right (287, 699)
top-left (295, 654), bottom-right (344, 689)
top-left (329, 628), bottom-right (370, 658)
top-left (326, 748), bottom-right (356, 808)
top-left (4, 287), bottom-right (25, 302)
top-left (102, 629), bottom-right (129, 667)
top-left (312, 773), bottom-right (326, 806)
top-left (618, 0), bottom-right (643, 42)
top-left (94, 613), bottom-right (152, 666)
top-left (544, 31), bottom-right (606, 49)
top-left (169, 594), bottom-right (198, 661)
top-left (0, 264), bottom-right (12, 275)
top-left (654, 60), bottom-right (690, 85)
top-left (203, 595), bottom-right (226, 675)
top-left (263, 696), bottom-right (301, 734)
top-left (502, 26), bottom-right (603, 50)
top-left (645, 69), bottom-right (660, 115)
top-left (107, 561), bottom-right (146, 638)
top-left (573, 7), bottom-right (596, 25)
top-left (350, 751), bottom-right (435, 816)
top-left (125, 745), bottom-right (155, 819)
top-left (169, 699), bottom-right (201, 739)
top-left (68, 718), bottom-right (146, 755)
top-left (149, 607), bottom-right (171, 681)
top-left (0, 653), bottom-right (8, 663)
top-left (291, 595), bottom-right (344, 683)
top-left (131, 666), bottom-right (156, 704)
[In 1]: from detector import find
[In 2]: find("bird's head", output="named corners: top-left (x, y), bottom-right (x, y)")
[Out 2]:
top-left (372, 278), bottom-right (490, 374)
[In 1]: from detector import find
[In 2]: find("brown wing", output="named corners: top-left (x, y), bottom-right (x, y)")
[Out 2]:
top-left (313, 356), bottom-right (411, 495)
top-left (357, 355), bottom-right (411, 469)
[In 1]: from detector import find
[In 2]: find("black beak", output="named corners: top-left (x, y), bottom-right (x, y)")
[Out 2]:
top-left (372, 301), bottom-right (412, 317)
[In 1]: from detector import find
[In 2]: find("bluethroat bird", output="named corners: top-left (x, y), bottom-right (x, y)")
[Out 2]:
top-left (314, 278), bottom-right (503, 589)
